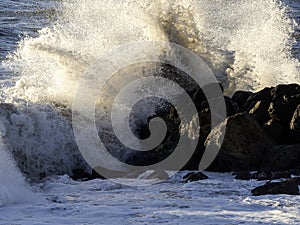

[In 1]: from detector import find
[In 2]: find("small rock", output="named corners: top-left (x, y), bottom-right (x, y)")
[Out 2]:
top-left (251, 179), bottom-right (299, 196)
top-left (183, 172), bottom-right (208, 183)
top-left (252, 171), bottom-right (272, 181)
top-left (71, 169), bottom-right (91, 180)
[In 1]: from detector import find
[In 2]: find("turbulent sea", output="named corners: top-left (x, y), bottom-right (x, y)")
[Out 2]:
top-left (0, 0), bottom-right (300, 224)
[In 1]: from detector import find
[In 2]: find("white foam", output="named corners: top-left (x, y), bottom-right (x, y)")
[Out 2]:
top-left (0, 139), bottom-right (38, 206)
top-left (0, 104), bottom-right (89, 180)
top-left (3, 0), bottom-right (299, 105)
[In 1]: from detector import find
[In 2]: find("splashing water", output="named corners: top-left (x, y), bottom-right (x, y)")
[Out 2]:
top-left (2, 0), bottom-right (299, 105)
top-left (0, 135), bottom-right (38, 206)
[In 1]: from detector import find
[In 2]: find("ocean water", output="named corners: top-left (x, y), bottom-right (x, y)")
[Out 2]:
top-left (0, 0), bottom-right (300, 224)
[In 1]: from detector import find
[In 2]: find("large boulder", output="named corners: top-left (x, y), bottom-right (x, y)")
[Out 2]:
top-left (205, 113), bottom-right (276, 172)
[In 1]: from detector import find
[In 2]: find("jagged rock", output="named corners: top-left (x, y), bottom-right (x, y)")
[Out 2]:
top-left (251, 179), bottom-right (299, 196)
top-left (248, 100), bottom-right (271, 124)
top-left (271, 84), bottom-right (300, 102)
top-left (233, 84), bottom-right (300, 127)
top-left (268, 95), bottom-right (300, 123)
top-left (244, 87), bottom-right (273, 124)
top-left (183, 172), bottom-right (208, 183)
top-left (205, 113), bottom-right (276, 172)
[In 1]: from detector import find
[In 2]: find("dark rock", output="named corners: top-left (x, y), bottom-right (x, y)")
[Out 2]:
top-left (224, 96), bottom-right (239, 116)
top-left (261, 144), bottom-right (300, 172)
top-left (233, 84), bottom-right (300, 127)
top-left (251, 179), bottom-right (299, 196)
top-left (270, 84), bottom-right (300, 102)
top-left (231, 91), bottom-right (253, 112)
top-left (183, 172), bottom-right (208, 183)
top-left (271, 171), bottom-right (292, 180)
top-left (252, 171), bottom-right (272, 181)
top-left (71, 169), bottom-right (91, 180)
top-left (205, 113), bottom-right (276, 172)
top-left (248, 100), bottom-right (271, 124)
top-left (268, 94), bottom-right (300, 123)
top-left (263, 119), bottom-right (291, 145)
top-left (234, 171), bottom-right (251, 180)
top-left (290, 170), bottom-right (300, 176)
top-left (291, 177), bottom-right (300, 185)
top-left (234, 171), bottom-right (292, 181)
top-left (244, 87), bottom-right (273, 124)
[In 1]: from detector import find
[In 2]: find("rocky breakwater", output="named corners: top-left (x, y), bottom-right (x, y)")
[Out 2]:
top-left (125, 82), bottom-right (300, 195)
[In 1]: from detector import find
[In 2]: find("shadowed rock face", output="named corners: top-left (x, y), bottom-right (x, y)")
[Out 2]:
top-left (205, 113), bottom-right (276, 172)
top-left (107, 83), bottom-right (300, 173)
